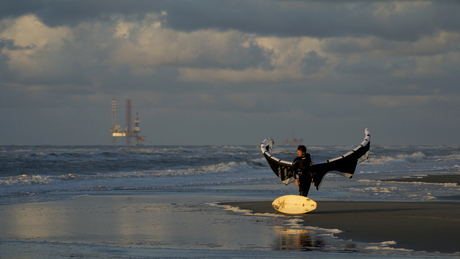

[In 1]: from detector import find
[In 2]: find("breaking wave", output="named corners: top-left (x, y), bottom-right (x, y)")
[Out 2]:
top-left (366, 152), bottom-right (425, 165)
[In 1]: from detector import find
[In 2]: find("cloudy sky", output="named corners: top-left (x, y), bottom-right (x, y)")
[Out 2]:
top-left (0, 0), bottom-right (459, 146)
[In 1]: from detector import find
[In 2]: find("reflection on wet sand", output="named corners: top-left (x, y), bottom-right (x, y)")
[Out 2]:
top-left (273, 227), bottom-right (324, 251)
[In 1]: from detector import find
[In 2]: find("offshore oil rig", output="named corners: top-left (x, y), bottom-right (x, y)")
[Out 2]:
top-left (109, 99), bottom-right (146, 145)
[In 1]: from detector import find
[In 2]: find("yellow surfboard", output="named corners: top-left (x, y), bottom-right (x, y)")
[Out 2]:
top-left (272, 195), bottom-right (317, 214)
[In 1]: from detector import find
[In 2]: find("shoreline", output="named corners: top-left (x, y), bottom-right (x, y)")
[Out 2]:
top-left (222, 200), bottom-right (460, 254)
top-left (222, 174), bottom-right (460, 253)
top-left (1, 197), bottom-right (459, 257)
top-left (1, 173), bottom-right (459, 257)
top-left (384, 174), bottom-right (460, 185)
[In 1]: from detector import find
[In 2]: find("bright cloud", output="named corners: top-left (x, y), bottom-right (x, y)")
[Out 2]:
top-left (1, 15), bottom-right (72, 79)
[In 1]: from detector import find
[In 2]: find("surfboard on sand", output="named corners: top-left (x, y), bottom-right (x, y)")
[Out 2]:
top-left (272, 195), bottom-right (317, 214)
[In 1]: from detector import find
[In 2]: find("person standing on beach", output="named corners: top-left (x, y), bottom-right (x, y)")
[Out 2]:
top-left (292, 145), bottom-right (313, 197)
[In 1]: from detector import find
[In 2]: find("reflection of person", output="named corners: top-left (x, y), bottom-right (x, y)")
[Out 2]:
top-left (292, 145), bottom-right (313, 197)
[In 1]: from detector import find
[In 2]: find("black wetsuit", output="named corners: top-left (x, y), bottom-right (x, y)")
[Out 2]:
top-left (293, 154), bottom-right (312, 197)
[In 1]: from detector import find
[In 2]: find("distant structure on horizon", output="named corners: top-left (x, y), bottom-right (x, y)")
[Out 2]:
top-left (281, 137), bottom-right (304, 146)
top-left (109, 99), bottom-right (146, 145)
top-left (281, 133), bottom-right (304, 146)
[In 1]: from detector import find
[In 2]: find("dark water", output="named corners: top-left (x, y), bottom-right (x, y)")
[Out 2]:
top-left (1, 145), bottom-right (459, 205)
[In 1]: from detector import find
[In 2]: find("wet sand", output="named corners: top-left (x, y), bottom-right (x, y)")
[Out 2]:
top-left (224, 174), bottom-right (460, 254)
top-left (1, 175), bottom-right (459, 257)
top-left (223, 200), bottom-right (460, 253)
top-left (1, 197), bottom-right (458, 257)
top-left (0, 194), bottom-right (307, 258)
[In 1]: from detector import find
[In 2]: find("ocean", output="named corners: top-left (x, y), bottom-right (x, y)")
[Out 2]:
top-left (1, 144), bottom-right (459, 258)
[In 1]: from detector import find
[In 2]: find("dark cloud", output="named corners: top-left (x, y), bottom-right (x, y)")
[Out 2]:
top-left (0, 0), bottom-right (158, 27)
top-left (0, 38), bottom-right (34, 50)
top-left (0, 0), bottom-right (43, 19)
top-left (300, 51), bottom-right (327, 75)
top-left (2, 0), bottom-right (460, 41)
top-left (146, 1), bottom-right (460, 41)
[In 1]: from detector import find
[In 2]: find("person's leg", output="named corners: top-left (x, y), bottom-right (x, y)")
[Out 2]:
top-left (298, 173), bottom-right (311, 197)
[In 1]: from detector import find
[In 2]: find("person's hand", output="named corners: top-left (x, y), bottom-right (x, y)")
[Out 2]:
top-left (295, 179), bottom-right (300, 186)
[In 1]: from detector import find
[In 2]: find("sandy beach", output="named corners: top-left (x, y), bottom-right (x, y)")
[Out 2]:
top-left (225, 174), bottom-right (460, 254)
top-left (223, 200), bottom-right (460, 254)
top-left (1, 194), bottom-right (459, 258)
top-left (1, 175), bottom-right (459, 258)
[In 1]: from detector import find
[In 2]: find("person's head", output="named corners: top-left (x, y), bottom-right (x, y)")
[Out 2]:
top-left (297, 145), bottom-right (307, 157)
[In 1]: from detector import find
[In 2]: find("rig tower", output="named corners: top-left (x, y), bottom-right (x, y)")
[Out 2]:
top-left (109, 99), bottom-right (146, 145)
